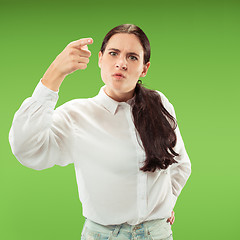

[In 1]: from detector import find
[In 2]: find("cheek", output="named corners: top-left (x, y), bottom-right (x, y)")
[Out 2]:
top-left (132, 63), bottom-right (143, 74)
top-left (100, 69), bottom-right (107, 84)
top-left (102, 59), bottom-right (113, 72)
top-left (100, 63), bottom-right (111, 84)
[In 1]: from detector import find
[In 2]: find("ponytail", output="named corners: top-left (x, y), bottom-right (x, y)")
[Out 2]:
top-left (132, 82), bottom-right (179, 172)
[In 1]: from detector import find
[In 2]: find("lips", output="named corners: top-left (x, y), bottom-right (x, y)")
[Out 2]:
top-left (112, 73), bottom-right (125, 78)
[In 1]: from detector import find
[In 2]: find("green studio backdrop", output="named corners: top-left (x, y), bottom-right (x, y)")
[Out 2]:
top-left (0, 0), bottom-right (239, 239)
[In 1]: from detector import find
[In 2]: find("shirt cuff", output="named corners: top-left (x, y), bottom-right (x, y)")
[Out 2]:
top-left (32, 78), bottom-right (59, 109)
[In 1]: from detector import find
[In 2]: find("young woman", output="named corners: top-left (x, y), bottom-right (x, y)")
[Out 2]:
top-left (9, 24), bottom-right (191, 240)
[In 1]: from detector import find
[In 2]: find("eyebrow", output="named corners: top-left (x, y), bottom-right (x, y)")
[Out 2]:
top-left (107, 48), bottom-right (140, 58)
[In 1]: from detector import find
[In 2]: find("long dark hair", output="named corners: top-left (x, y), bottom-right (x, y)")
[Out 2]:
top-left (100, 24), bottom-right (179, 172)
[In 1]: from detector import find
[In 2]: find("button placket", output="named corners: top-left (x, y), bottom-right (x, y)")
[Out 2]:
top-left (124, 104), bottom-right (148, 222)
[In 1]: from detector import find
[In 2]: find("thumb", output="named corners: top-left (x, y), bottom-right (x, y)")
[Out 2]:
top-left (81, 45), bottom-right (89, 51)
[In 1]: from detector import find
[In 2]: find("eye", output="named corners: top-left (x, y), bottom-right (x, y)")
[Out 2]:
top-left (129, 55), bottom-right (138, 61)
top-left (109, 51), bottom-right (117, 56)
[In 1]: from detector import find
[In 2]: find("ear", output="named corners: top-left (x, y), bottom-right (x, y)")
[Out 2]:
top-left (140, 62), bottom-right (151, 78)
top-left (98, 51), bottom-right (103, 68)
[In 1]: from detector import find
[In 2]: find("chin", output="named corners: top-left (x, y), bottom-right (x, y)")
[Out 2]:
top-left (110, 81), bottom-right (126, 91)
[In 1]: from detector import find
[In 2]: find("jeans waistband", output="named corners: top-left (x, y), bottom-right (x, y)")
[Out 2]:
top-left (84, 217), bottom-right (168, 234)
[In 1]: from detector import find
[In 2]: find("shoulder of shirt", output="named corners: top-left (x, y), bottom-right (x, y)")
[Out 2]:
top-left (54, 97), bottom-right (94, 112)
top-left (154, 90), bottom-right (173, 107)
top-left (154, 90), bottom-right (176, 119)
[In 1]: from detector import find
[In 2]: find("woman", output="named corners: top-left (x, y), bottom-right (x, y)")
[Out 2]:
top-left (9, 24), bottom-right (191, 239)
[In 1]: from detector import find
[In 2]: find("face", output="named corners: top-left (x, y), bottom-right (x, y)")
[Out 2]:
top-left (98, 33), bottom-right (150, 102)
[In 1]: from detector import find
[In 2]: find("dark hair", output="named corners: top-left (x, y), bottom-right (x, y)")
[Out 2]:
top-left (100, 24), bottom-right (179, 172)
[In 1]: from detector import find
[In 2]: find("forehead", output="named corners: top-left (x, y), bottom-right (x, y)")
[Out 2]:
top-left (106, 33), bottom-right (143, 55)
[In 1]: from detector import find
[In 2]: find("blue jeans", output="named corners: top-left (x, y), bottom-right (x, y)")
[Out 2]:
top-left (81, 217), bottom-right (173, 240)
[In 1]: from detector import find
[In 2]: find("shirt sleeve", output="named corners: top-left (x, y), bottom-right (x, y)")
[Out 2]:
top-left (9, 79), bottom-right (75, 170)
top-left (158, 91), bottom-right (192, 209)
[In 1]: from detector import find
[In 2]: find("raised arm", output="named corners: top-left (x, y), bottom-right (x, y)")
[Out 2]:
top-left (9, 38), bottom-right (93, 170)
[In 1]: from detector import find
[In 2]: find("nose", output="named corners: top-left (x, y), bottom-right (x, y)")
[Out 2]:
top-left (115, 57), bottom-right (127, 70)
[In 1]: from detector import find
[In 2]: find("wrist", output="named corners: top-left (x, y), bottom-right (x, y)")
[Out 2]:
top-left (42, 63), bottom-right (65, 92)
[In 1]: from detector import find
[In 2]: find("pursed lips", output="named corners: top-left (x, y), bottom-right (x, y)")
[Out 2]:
top-left (112, 73), bottom-right (125, 78)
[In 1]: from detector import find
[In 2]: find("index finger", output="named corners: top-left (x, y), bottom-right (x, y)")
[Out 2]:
top-left (70, 38), bottom-right (93, 48)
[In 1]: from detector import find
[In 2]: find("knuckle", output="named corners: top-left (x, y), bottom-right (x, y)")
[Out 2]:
top-left (81, 63), bottom-right (87, 69)
top-left (70, 64), bottom-right (77, 72)
top-left (68, 50), bottom-right (74, 56)
top-left (69, 49), bottom-right (77, 56)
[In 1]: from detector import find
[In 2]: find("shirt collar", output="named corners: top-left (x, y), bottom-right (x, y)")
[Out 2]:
top-left (93, 85), bottom-right (135, 115)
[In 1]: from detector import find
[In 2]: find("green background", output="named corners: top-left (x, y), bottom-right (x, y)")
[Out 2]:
top-left (1, 0), bottom-right (239, 239)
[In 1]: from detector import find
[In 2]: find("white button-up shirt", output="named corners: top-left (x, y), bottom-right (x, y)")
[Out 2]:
top-left (9, 79), bottom-right (191, 226)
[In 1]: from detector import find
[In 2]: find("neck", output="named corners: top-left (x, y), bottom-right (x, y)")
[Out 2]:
top-left (104, 87), bottom-right (135, 102)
